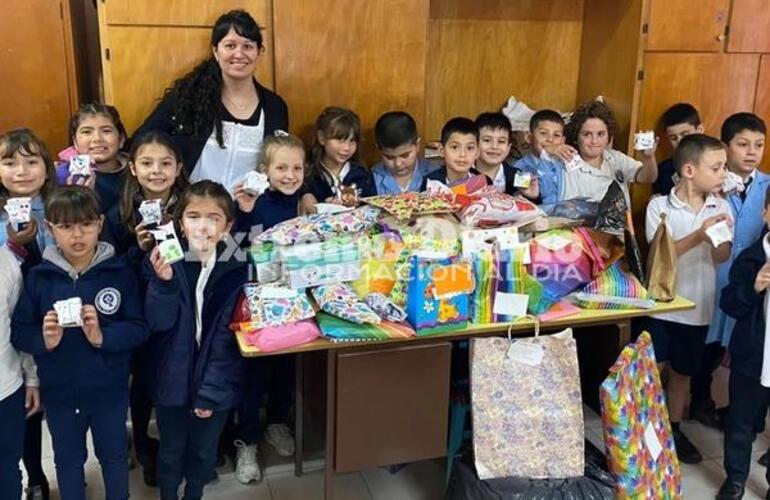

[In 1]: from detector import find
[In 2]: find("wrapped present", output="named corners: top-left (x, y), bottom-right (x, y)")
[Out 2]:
top-left (528, 228), bottom-right (605, 304)
top-left (231, 284), bottom-right (315, 331)
top-left (600, 332), bottom-right (682, 499)
top-left (364, 292), bottom-right (407, 322)
top-left (241, 320), bottom-right (320, 353)
top-left (246, 242), bottom-right (281, 283)
top-left (278, 235), bottom-right (361, 289)
top-left (257, 206), bottom-right (380, 245)
top-left (315, 312), bottom-right (415, 342)
top-left (571, 262), bottom-right (655, 310)
top-left (389, 233), bottom-right (461, 307)
top-left (459, 191), bottom-right (543, 227)
top-left (405, 254), bottom-right (474, 335)
top-left (311, 283), bottom-right (381, 324)
top-left (351, 230), bottom-right (403, 296)
top-left (471, 328), bottom-right (584, 479)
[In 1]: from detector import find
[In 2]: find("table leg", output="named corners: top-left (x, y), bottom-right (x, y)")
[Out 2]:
top-left (294, 353), bottom-right (304, 477)
top-left (324, 350), bottom-right (337, 500)
top-left (617, 319), bottom-right (631, 351)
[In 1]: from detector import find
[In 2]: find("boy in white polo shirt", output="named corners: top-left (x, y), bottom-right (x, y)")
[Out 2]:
top-left (643, 134), bottom-right (732, 465)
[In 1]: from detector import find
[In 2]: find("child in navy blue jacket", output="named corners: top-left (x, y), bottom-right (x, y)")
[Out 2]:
top-left (301, 107), bottom-right (375, 213)
top-left (717, 186), bottom-right (770, 499)
top-left (233, 131), bottom-right (306, 238)
top-left (145, 180), bottom-right (247, 500)
top-left (11, 186), bottom-right (148, 500)
top-left (231, 132), bottom-right (303, 483)
top-left (101, 130), bottom-right (189, 486)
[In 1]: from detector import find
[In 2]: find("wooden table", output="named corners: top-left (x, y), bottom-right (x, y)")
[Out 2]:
top-left (237, 296), bottom-right (694, 499)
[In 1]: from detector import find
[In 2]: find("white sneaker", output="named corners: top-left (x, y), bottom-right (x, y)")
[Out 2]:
top-left (265, 423), bottom-right (295, 457)
top-left (234, 440), bottom-right (262, 484)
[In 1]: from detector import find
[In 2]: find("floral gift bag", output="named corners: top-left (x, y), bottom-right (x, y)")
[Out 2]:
top-left (470, 324), bottom-right (584, 479)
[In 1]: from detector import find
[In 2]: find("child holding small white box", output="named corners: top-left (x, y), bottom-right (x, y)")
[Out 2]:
top-left (11, 186), bottom-right (148, 499)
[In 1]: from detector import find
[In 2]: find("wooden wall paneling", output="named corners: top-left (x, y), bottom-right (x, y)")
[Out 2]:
top-left (632, 52), bottom-right (760, 222)
top-left (646, 0), bottom-right (729, 52)
top-left (753, 55), bottom-right (770, 172)
top-left (425, 0), bottom-right (584, 142)
top-left (577, 0), bottom-right (645, 153)
top-left (638, 53), bottom-right (760, 149)
top-left (273, 0), bottom-right (430, 165)
top-left (104, 0), bottom-right (269, 26)
top-left (726, 0), bottom-right (770, 53)
top-left (99, 0), bottom-right (274, 135)
top-left (0, 0), bottom-right (79, 153)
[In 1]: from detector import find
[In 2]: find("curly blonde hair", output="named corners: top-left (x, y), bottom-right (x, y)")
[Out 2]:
top-left (565, 100), bottom-right (618, 149)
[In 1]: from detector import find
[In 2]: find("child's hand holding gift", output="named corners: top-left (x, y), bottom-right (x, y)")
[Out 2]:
top-left (42, 310), bottom-right (64, 351)
top-left (150, 246), bottom-right (174, 281)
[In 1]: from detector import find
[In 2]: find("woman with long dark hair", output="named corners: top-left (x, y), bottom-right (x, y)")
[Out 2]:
top-left (134, 9), bottom-right (288, 192)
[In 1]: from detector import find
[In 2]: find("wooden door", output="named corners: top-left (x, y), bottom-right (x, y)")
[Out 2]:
top-left (98, 0), bottom-right (273, 135)
top-left (646, 0), bottom-right (729, 51)
top-left (637, 52), bottom-right (759, 152)
top-left (726, 0), bottom-right (770, 53)
top-left (0, 0), bottom-right (78, 154)
top-left (426, 0), bottom-right (584, 141)
top-left (273, 0), bottom-right (430, 164)
top-left (753, 55), bottom-right (770, 172)
top-left (632, 52), bottom-right (760, 224)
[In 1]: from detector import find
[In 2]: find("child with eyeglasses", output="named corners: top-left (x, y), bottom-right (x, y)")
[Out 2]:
top-left (11, 186), bottom-right (149, 500)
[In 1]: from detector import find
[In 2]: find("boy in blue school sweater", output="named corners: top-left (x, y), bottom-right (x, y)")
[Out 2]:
top-left (11, 186), bottom-right (148, 500)
top-left (371, 111), bottom-right (436, 195)
top-left (514, 109), bottom-right (576, 204)
top-left (717, 186), bottom-right (770, 500)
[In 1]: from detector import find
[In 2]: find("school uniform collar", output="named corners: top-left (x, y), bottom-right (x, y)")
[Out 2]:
top-left (320, 161), bottom-right (351, 190)
top-left (667, 189), bottom-right (719, 211)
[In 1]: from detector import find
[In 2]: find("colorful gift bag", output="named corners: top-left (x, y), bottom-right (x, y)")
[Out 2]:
top-left (528, 228), bottom-right (605, 303)
top-left (471, 326), bottom-right (584, 479)
top-left (389, 234), bottom-right (461, 306)
top-left (405, 255), bottom-right (474, 335)
top-left (571, 262), bottom-right (655, 310)
top-left (600, 332), bottom-right (682, 499)
top-left (311, 283), bottom-right (381, 324)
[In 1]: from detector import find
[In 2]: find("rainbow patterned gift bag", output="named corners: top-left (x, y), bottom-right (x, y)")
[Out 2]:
top-left (600, 332), bottom-right (682, 499)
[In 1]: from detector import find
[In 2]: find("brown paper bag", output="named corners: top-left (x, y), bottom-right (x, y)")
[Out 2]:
top-left (646, 213), bottom-right (677, 302)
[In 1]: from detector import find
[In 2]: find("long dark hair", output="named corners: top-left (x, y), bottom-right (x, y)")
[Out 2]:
top-left (121, 131), bottom-right (189, 234)
top-left (0, 128), bottom-right (57, 211)
top-left (163, 10), bottom-right (264, 146)
top-left (309, 107), bottom-right (362, 178)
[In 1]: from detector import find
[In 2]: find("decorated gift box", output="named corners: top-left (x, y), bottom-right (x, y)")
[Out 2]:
top-left (277, 234), bottom-right (361, 289)
top-left (405, 254), bottom-right (475, 335)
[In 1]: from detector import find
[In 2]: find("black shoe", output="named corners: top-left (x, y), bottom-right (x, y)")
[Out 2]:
top-left (760, 449), bottom-right (770, 467)
top-left (716, 480), bottom-right (744, 499)
top-left (673, 428), bottom-right (703, 464)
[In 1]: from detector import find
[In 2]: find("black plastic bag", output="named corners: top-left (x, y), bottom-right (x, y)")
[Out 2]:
top-left (592, 182), bottom-right (626, 237)
top-left (445, 440), bottom-right (615, 500)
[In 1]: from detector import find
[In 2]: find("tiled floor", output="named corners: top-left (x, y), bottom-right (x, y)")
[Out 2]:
top-left (21, 407), bottom-right (770, 499)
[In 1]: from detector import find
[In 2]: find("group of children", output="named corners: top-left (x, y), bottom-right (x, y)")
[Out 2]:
top-left (637, 103), bottom-right (770, 500)
top-left (0, 94), bottom-right (769, 499)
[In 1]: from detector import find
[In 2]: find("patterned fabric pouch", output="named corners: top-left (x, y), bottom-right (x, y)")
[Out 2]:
top-left (470, 319), bottom-right (584, 479)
